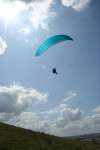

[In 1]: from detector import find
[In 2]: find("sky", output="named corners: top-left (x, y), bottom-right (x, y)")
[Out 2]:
top-left (0, 0), bottom-right (100, 137)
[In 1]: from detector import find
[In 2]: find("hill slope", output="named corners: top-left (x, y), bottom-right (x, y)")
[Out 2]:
top-left (0, 122), bottom-right (100, 150)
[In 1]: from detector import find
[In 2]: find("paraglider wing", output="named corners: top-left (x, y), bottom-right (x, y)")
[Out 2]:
top-left (35, 35), bottom-right (73, 56)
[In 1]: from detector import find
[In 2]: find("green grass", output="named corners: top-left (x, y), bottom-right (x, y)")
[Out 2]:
top-left (0, 122), bottom-right (100, 150)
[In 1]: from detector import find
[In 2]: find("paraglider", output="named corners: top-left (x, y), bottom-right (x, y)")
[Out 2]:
top-left (34, 34), bottom-right (73, 75)
top-left (35, 34), bottom-right (73, 56)
top-left (52, 68), bottom-right (58, 75)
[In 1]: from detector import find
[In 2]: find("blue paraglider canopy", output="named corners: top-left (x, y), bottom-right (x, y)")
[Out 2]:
top-left (34, 34), bottom-right (73, 56)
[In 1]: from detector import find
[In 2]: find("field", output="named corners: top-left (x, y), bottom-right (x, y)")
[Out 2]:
top-left (0, 122), bottom-right (100, 150)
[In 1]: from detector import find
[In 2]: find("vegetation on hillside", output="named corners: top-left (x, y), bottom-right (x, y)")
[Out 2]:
top-left (0, 122), bottom-right (100, 150)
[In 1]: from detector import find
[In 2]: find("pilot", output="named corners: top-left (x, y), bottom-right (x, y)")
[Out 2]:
top-left (52, 68), bottom-right (58, 75)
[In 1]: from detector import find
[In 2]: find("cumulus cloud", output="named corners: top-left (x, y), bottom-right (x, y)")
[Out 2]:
top-left (6, 111), bottom-right (100, 136)
top-left (0, 0), bottom-right (92, 32)
top-left (1, 93), bottom-right (100, 136)
top-left (0, 84), bottom-right (48, 120)
top-left (53, 107), bottom-right (82, 132)
top-left (0, 0), bottom-right (55, 30)
top-left (0, 85), bottom-right (100, 136)
top-left (1, 102), bottom-right (82, 135)
top-left (0, 37), bottom-right (7, 55)
top-left (61, 0), bottom-right (91, 11)
top-left (62, 107), bottom-right (82, 122)
top-left (28, 0), bottom-right (55, 30)
top-left (50, 108), bottom-right (100, 136)
top-left (6, 111), bottom-right (51, 133)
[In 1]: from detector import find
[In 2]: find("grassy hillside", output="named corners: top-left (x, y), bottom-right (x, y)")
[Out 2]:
top-left (0, 122), bottom-right (100, 150)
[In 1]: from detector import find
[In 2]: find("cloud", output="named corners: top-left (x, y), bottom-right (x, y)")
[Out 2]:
top-left (61, 0), bottom-right (91, 11)
top-left (6, 111), bottom-right (51, 133)
top-left (50, 106), bottom-right (100, 136)
top-left (6, 111), bottom-right (100, 136)
top-left (2, 102), bottom-right (82, 134)
top-left (0, 37), bottom-right (7, 55)
top-left (0, 0), bottom-right (91, 32)
top-left (94, 106), bottom-right (100, 114)
top-left (0, 84), bottom-right (48, 120)
top-left (1, 93), bottom-right (100, 136)
top-left (28, 0), bottom-right (56, 30)
top-left (0, 85), bottom-right (100, 136)
top-left (62, 107), bottom-right (82, 122)
top-left (0, 82), bottom-right (99, 138)
top-left (54, 107), bottom-right (82, 131)
top-left (0, 0), bottom-right (55, 30)
top-left (63, 91), bottom-right (77, 102)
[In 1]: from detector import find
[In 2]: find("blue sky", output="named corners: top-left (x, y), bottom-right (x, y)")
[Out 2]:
top-left (0, 0), bottom-right (100, 136)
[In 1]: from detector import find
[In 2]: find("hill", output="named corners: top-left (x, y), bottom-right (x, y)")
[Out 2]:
top-left (72, 133), bottom-right (100, 140)
top-left (0, 122), bottom-right (100, 150)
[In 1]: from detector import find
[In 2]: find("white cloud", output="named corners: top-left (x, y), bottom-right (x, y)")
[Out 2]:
top-left (0, 0), bottom-right (91, 32)
top-left (0, 84), bottom-right (48, 116)
top-left (61, 0), bottom-right (91, 11)
top-left (9, 111), bottom-right (50, 132)
top-left (1, 95), bottom-right (100, 136)
top-left (0, 37), bottom-right (7, 55)
top-left (93, 106), bottom-right (100, 114)
top-left (51, 109), bottom-right (100, 136)
top-left (28, 0), bottom-right (55, 30)
top-left (0, 0), bottom-right (55, 30)
top-left (63, 91), bottom-right (77, 102)
top-left (62, 107), bottom-right (82, 122)
top-left (6, 106), bottom-right (81, 136)
top-left (0, 85), bottom-right (100, 136)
